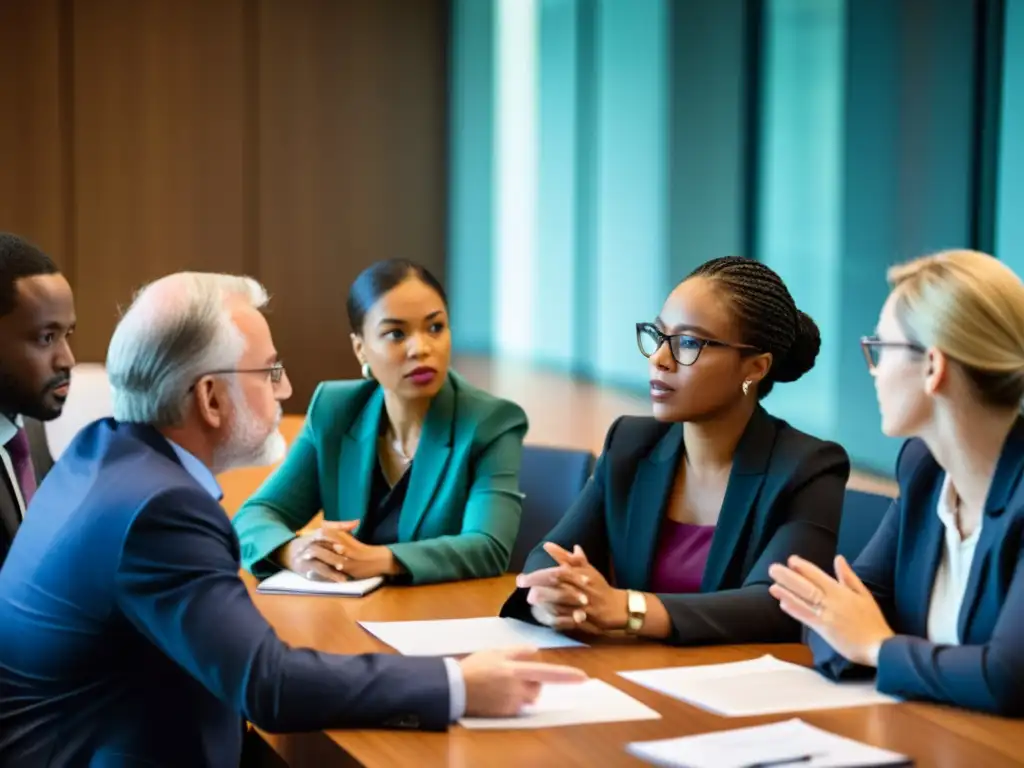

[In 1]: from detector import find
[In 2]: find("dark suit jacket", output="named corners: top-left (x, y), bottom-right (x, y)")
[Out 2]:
top-left (811, 422), bottom-right (1024, 717)
top-left (0, 417), bottom-right (54, 570)
top-left (501, 407), bottom-right (850, 644)
top-left (0, 420), bottom-right (450, 767)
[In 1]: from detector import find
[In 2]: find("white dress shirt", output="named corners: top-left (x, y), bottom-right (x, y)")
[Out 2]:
top-left (0, 413), bottom-right (27, 519)
top-left (926, 473), bottom-right (983, 646)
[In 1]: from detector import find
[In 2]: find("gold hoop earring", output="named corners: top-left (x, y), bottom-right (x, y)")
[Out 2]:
top-left (361, 362), bottom-right (373, 380)
top-left (742, 380), bottom-right (751, 396)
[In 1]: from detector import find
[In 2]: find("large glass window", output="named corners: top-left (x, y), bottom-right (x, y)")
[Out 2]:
top-left (997, 0), bottom-right (1024, 273)
top-left (756, 0), bottom-right (845, 440)
top-left (449, 0), bottom-right (996, 477)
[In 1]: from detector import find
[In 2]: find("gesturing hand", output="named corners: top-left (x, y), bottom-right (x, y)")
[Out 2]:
top-left (515, 543), bottom-right (628, 635)
top-left (769, 554), bottom-right (895, 667)
top-left (459, 646), bottom-right (587, 717)
top-left (279, 521), bottom-right (402, 582)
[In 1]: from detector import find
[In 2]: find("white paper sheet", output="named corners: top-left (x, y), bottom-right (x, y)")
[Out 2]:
top-left (256, 570), bottom-right (384, 597)
top-left (358, 617), bottom-right (587, 656)
top-left (460, 678), bottom-right (661, 730)
top-left (628, 718), bottom-right (911, 768)
top-left (619, 654), bottom-right (897, 717)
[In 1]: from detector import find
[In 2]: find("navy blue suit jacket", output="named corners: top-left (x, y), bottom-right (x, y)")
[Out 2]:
top-left (0, 420), bottom-right (450, 767)
top-left (811, 420), bottom-right (1024, 716)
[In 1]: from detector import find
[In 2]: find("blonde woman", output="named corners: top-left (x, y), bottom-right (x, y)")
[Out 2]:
top-left (769, 250), bottom-right (1024, 717)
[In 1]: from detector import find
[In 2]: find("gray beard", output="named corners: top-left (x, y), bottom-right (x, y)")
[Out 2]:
top-left (212, 397), bottom-right (286, 474)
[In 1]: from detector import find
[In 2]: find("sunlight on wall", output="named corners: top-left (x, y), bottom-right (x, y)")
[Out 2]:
top-left (494, 0), bottom-right (538, 357)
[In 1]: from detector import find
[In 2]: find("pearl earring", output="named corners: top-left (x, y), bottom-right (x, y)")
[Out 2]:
top-left (361, 362), bottom-right (373, 380)
top-left (742, 380), bottom-right (751, 396)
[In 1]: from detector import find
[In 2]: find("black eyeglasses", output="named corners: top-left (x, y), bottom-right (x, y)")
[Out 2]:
top-left (860, 336), bottom-right (925, 371)
top-left (188, 363), bottom-right (286, 392)
top-left (636, 323), bottom-right (759, 367)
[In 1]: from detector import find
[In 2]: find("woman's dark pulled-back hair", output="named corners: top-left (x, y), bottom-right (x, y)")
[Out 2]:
top-left (347, 259), bottom-right (448, 334)
top-left (688, 256), bottom-right (821, 398)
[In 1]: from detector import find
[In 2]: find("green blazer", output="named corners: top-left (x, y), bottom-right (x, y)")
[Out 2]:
top-left (233, 371), bottom-right (529, 584)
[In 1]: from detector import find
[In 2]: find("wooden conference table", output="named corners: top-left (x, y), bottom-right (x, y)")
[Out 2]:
top-left (248, 574), bottom-right (1023, 768)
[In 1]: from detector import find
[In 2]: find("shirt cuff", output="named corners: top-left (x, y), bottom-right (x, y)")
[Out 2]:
top-left (443, 657), bottom-right (466, 722)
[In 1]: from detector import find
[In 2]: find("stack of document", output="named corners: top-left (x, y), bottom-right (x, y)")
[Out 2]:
top-left (627, 718), bottom-right (912, 767)
top-left (619, 655), bottom-right (897, 716)
top-left (461, 679), bottom-right (660, 730)
top-left (257, 570), bottom-right (384, 596)
top-left (359, 616), bottom-right (587, 656)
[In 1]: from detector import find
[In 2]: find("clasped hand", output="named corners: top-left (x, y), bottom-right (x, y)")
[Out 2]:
top-left (768, 554), bottom-right (895, 667)
top-left (282, 521), bottom-right (400, 582)
top-left (515, 543), bottom-right (628, 634)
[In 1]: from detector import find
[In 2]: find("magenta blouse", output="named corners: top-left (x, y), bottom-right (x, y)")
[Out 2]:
top-left (648, 518), bottom-right (716, 594)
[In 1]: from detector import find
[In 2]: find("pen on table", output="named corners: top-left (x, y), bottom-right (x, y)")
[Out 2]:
top-left (740, 754), bottom-right (823, 768)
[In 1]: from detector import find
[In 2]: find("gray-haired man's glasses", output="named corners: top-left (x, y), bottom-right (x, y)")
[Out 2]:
top-left (188, 363), bottom-right (286, 392)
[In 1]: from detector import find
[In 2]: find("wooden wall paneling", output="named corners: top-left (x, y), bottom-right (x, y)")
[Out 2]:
top-left (257, 0), bottom-right (449, 412)
top-left (0, 0), bottom-right (69, 265)
top-left (71, 0), bottom-right (249, 362)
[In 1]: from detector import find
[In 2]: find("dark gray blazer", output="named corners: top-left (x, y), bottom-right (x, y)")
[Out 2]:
top-left (501, 407), bottom-right (850, 645)
top-left (0, 418), bottom-right (54, 569)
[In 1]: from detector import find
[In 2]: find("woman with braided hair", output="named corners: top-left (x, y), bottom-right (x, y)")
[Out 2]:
top-left (502, 256), bottom-right (850, 645)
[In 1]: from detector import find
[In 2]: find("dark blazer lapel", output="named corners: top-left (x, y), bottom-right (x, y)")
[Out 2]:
top-left (957, 522), bottom-right (998, 640)
top-left (620, 423), bottom-right (683, 589)
top-left (700, 407), bottom-right (774, 592)
top-left (398, 376), bottom-right (455, 541)
top-left (0, 477), bottom-right (20, 543)
top-left (902, 477), bottom-right (944, 636)
top-left (339, 387), bottom-right (384, 533)
top-left (958, 417), bottom-right (1024, 638)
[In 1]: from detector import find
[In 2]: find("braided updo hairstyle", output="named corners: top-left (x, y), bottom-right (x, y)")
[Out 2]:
top-left (688, 256), bottom-right (821, 398)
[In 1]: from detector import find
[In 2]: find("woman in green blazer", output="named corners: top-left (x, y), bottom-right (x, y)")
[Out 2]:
top-left (233, 260), bottom-right (528, 585)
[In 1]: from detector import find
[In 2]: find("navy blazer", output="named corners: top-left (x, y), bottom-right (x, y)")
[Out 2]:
top-left (0, 420), bottom-right (450, 767)
top-left (812, 421), bottom-right (1024, 717)
top-left (502, 408), bottom-right (850, 644)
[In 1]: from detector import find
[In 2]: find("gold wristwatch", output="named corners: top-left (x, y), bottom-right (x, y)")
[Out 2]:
top-left (624, 590), bottom-right (647, 635)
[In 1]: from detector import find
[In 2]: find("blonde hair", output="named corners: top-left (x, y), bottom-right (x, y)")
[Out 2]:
top-left (888, 250), bottom-right (1024, 408)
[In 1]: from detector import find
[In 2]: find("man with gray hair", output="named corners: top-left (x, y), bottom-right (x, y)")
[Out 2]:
top-left (0, 272), bottom-right (584, 767)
